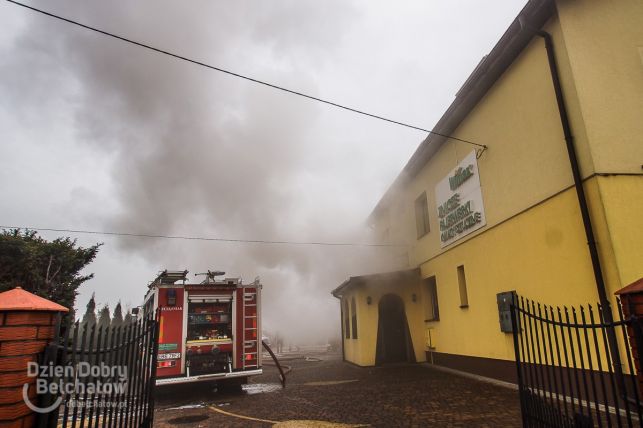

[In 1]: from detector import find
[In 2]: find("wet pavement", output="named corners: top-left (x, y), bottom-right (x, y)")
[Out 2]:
top-left (154, 352), bottom-right (521, 427)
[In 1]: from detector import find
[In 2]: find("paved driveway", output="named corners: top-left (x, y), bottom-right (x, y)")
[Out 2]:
top-left (154, 353), bottom-right (521, 427)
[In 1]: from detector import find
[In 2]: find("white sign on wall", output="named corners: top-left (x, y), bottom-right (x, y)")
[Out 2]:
top-left (435, 150), bottom-right (486, 248)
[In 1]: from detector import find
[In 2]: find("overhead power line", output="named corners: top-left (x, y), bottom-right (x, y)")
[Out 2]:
top-left (0, 225), bottom-right (407, 248)
top-left (5, 0), bottom-right (487, 150)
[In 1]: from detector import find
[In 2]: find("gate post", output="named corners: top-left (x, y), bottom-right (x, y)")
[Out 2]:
top-left (615, 277), bottom-right (643, 395)
top-left (0, 287), bottom-right (68, 428)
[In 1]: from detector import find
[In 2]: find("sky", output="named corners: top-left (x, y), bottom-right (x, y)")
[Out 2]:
top-left (0, 0), bottom-right (526, 344)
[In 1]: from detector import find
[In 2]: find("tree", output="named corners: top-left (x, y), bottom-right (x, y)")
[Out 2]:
top-left (81, 293), bottom-right (97, 325)
top-left (112, 301), bottom-right (124, 328)
top-left (98, 304), bottom-right (111, 329)
top-left (78, 293), bottom-right (97, 342)
top-left (0, 229), bottom-right (101, 310)
top-left (123, 310), bottom-right (133, 325)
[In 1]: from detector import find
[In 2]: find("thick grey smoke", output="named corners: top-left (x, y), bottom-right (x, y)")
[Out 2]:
top-left (0, 0), bottom-right (405, 344)
top-left (1, 1), bottom-right (525, 344)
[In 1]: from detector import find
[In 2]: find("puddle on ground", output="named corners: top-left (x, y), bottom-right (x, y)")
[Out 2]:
top-left (273, 421), bottom-right (367, 427)
top-left (242, 383), bottom-right (282, 395)
top-left (304, 357), bottom-right (323, 362)
top-left (163, 403), bottom-right (207, 411)
top-left (166, 414), bottom-right (210, 424)
top-left (303, 380), bottom-right (359, 386)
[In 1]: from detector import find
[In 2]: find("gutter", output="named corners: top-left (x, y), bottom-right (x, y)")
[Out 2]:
top-left (331, 278), bottom-right (351, 299)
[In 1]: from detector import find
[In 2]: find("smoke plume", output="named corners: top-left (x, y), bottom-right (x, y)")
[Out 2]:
top-left (1, 0), bottom-right (408, 344)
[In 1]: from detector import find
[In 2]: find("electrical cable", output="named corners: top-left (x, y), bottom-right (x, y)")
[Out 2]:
top-left (4, 0), bottom-right (487, 151)
top-left (0, 225), bottom-right (408, 248)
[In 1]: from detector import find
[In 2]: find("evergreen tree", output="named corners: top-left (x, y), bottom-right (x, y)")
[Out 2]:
top-left (112, 301), bottom-right (124, 328)
top-left (78, 294), bottom-right (96, 344)
top-left (81, 293), bottom-right (97, 326)
top-left (0, 229), bottom-right (101, 310)
top-left (98, 304), bottom-right (111, 329)
top-left (67, 307), bottom-right (77, 323)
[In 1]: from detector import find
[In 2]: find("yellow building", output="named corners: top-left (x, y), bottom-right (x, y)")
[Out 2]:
top-left (333, 0), bottom-right (643, 381)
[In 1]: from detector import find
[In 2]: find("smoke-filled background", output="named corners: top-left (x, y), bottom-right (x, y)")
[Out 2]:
top-left (0, 0), bottom-right (524, 344)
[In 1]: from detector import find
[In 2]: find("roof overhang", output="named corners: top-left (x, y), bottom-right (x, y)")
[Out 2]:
top-left (331, 268), bottom-right (421, 298)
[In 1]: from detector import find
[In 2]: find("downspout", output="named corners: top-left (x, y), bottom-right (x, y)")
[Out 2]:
top-left (518, 15), bottom-right (624, 388)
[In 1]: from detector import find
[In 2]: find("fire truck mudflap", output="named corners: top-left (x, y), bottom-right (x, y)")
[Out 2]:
top-left (142, 270), bottom-right (263, 387)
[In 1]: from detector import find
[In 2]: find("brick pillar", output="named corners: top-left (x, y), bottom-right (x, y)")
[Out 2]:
top-left (615, 277), bottom-right (643, 396)
top-left (0, 287), bottom-right (68, 428)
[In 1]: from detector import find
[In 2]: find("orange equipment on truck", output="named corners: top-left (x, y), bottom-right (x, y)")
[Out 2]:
top-left (143, 269), bottom-right (262, 386)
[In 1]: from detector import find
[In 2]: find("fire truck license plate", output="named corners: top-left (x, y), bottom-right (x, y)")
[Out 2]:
top-left (158, 352), bottom-right (181, 360)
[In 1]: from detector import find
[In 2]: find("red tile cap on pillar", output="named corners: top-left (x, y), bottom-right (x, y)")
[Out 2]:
top-left (615, 277), bottom-right (643, 296)
top-left (0, 287), bottom-right (69, 312)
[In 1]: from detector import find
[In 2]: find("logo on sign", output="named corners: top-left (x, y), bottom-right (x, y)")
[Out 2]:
top-left (435, 150), bottom-right (486, 247)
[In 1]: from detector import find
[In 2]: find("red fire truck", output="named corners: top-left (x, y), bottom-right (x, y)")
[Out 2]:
top-left (142, 269), bottom-right (262, 386)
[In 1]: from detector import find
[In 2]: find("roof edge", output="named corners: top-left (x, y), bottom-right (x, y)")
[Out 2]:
top-left (331, 268), bottom-right (421, 298)
top-left (369, 0), bottom-right (555, 221)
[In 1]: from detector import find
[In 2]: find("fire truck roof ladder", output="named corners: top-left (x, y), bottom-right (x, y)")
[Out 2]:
top-left (150, 269), bottom-right (189, 286)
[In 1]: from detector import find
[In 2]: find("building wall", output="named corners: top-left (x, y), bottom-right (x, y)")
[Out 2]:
top-left (556, 0), bottom-right (643, 175)
top-left (383, 17), bottom-right (585, 268)
top-left (596, 176), bottom-right (643, 290)
top-left (421, 184), bottom-right (599, 361)
top-left (554, 0), bottom-right (643, 293)
top-left (341, 281), bottom-right (426, 366)
top-left (363, 1), bottom-right (643, 370)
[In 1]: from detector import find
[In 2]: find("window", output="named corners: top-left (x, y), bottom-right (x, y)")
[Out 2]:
top-left (415, 192), bottom-right (430, 238)
top-left (424, 276), bottom-right (439, 321)
top-left (457, 265), bottom-right (469, 308)
top-left (350, 297), bottom-right (358, 339)
top-left (344, 299), bottom-right (350, 339)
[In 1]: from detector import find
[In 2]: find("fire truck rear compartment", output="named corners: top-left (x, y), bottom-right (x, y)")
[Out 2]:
top-left (186, 299), bottom-right (233, 375)
top-left (145, 270), bottom-right (263, 385)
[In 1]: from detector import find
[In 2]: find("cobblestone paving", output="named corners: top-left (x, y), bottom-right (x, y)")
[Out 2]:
top-left (154, 353), bottom-right (521, 427)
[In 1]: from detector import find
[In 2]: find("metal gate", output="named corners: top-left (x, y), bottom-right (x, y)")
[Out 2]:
top-left (510, 296), bottom-right (643, 427)
top-left (37, 316), bottom-right (159, 428)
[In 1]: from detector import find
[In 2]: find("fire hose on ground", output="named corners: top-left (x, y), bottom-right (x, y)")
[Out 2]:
top-left (261, 341), bottom-right (324, 388)
top-left (262, 340), bottom-right (288, 388)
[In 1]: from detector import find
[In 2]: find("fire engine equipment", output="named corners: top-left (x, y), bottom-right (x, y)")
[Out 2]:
top-left (142, 269), bottom-right (263, 386)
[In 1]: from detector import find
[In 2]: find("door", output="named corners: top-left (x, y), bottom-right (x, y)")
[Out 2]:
top-left (376, 293), bottom-right (414, 364)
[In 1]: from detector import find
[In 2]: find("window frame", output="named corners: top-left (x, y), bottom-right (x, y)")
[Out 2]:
top-left (414, 191), bottom-right (430, 239)
top-left (343, 298), bottom-right (350, 339)
top-left (350, 297), bottom-right (358, 339)
top-left (424, 276), bottom-right (440, 322)
top-left (457, 265), bottom-right (469, 308)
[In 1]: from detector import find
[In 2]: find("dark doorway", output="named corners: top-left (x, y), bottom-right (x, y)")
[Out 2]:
top-left (376, 294), bottom-right (415, 365)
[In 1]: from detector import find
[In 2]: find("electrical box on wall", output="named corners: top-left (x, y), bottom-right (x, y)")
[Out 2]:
top-left (496, 291), bottom-right (518, 333)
